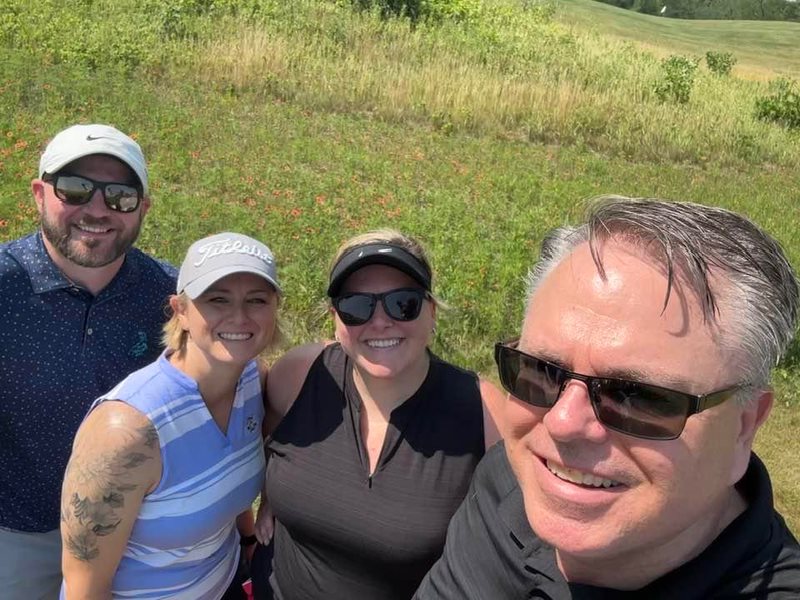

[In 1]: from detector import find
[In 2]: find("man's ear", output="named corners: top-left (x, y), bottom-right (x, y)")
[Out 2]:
top-left (741, 389), bottom-right (773, 443)
top-left (730, 389), bottom-right (773, 485)
top-left (31, 179), bottom-right (46, 215)
top-left (140, 195), bottom-right (151, 217)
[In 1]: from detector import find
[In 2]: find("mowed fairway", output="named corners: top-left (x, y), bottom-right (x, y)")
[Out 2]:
top-left (559, 0), bottom-right (800, 77)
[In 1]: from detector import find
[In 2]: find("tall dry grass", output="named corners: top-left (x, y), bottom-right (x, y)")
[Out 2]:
top-left (189, 1), bottom-right (799, 168)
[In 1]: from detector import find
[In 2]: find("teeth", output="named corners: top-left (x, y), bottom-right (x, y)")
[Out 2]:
top-left (218, 333), bottom-right (252, 341)
top-left (546, 460), bottom-right (620, 488)
top-left (76, 223), bottom-right (110, 234)
top-left (366, 338), bottom-right (401, 348)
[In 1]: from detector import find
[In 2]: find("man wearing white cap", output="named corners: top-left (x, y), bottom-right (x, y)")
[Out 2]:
top-left (0, 124), bottom-right (177, 598)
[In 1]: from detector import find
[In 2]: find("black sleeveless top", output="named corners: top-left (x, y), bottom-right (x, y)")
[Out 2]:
top-left (266, 343), bottom-right (485, 600)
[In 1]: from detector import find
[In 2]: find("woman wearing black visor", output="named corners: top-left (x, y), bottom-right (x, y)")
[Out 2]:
top-left (252, 229), bottom-right (502, 599)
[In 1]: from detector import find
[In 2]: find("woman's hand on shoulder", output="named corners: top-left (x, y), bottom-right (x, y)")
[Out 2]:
top-left (479, 378), bottom-right (505, 450)
top-left (264, 343), bottom-right (326, 434)
top-left (61, 401), bottom-right (161, 597)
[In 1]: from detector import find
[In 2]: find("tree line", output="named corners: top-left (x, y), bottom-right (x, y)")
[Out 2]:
top-left (594, 0), bottom-right (800, 22)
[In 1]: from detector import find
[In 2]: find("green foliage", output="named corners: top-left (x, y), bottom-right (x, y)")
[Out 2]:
top-left (638, 0), bottom-right (661, 16)
top-left (351, 0), bottom-right (420, 21)
top-left (653, 55), bottom-right (698, 104)
top-left (2, 0), bottom-right (799, 168)
top-left (350, 0), bottom-right (480, 23)
top-left (705, 51), bottom-right (736, 76)
top-left (755, 78), bottom-right (800, 129)
top-left (1, 0), bottom-right (797, 363)
top-left (0, 0), bottom-right (272, 67)
top-left (1, 0), bottom-right (799, 530)
top-left (151, 0), bottom-right (268, 39)
top-left (0, 0), bottom-right (161, 71)
top-left (427, 0), bottom-right (482, 22)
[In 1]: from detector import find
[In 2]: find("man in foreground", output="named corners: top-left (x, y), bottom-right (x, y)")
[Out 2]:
top-left (0, 124), bottom-right (177, 598)
top-left (416, 197), bottom-right (800, 598)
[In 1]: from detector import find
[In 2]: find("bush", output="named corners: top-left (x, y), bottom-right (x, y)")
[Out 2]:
top-left (152, 0), bottom-right (267, 39)
top-left (653, 55), bottom-right (698, 104)
top-left (351, 0), bottom-right (479, 23)
top-left (705, 51), bottom-right (736, 76)
top-left (755, 78), bottom-right (800, 129)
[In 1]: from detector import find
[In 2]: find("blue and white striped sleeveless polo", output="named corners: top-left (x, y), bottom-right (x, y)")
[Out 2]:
top-left (64, 351), bottom-right (266, 599)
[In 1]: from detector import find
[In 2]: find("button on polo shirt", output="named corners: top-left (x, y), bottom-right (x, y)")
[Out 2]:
top-left (0, 232), bottom-right (177, 532)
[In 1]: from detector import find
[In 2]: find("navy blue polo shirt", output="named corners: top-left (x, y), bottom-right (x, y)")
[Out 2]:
top-left (0, 232), bottom-right (177, 532)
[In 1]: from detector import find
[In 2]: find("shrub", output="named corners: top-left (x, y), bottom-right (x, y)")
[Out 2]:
top-left (521, 0), bottom-right (557, 21)
top-left (151, 0), bottom-right (266, 39)
top-left (755, 78), bottom-right (800, 129)
top-left (705, 51), bottom-right (736, 76)
top-left (653, 55), bottom-right (698, 104)
top-left (351, 0), bottom-right (479, 23)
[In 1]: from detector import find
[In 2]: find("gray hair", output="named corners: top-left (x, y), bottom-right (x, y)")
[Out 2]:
top-left (526, 196), bottom-right (799, 390)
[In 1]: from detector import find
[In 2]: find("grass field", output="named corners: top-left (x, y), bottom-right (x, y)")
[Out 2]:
top-left (559, 0), bottom-right (800, 78)
top-left (0, 0), bottom-right (797, 533)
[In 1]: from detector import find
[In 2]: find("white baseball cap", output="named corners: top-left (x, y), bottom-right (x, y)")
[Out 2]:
top-left (38, 124), bottom-right (149, 194)
top-left (177, 233), bottom-right (282, 299)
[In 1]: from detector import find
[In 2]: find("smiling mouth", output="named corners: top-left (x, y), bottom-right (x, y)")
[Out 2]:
top-left (546, 460), bottom-right (622, 489)
top-left (218, 333), bottom-right (253, 341)
top-left (366, 338), bottom-right (401, 349)
top-left (75, 223), bottom-right (112, 234)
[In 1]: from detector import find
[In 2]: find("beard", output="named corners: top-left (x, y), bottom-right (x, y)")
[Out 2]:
top-left (40, 206), bottom-right (143, 268)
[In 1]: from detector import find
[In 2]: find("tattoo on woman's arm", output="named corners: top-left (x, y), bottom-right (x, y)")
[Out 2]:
top-left (61, 422), bottom-right (158, 562)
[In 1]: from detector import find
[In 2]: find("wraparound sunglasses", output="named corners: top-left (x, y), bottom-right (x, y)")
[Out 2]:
top-left (494, 339), bottom-right (745, 440)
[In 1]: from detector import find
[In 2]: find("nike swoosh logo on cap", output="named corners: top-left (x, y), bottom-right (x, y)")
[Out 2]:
top-left (86, 135), bottom-right (107, 141)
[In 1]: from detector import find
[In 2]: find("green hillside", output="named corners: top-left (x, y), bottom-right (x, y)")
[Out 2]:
top-left (0, 0), bottom-right (798, 531)
top-left (559, 0), bottom-right (800, 77)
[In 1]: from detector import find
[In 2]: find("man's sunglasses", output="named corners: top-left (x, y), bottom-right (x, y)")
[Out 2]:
top-left (332, 288), bottom-right (429, 326)
top-left (42, 173), bottom-right (143, 213)
top-left (494, 340), bottom-right (744, 440)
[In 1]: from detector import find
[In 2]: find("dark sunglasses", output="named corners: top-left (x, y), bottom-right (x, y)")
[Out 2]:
top-left (333, 288), bottom-right (429, 326)
top-left (494, 340), bottom-right (744, 441)
top-left (42, 173), bottom-right (143, 213)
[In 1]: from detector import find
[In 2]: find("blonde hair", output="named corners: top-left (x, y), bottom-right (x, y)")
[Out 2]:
top-left (161, 292), bottom-right (285, 354)
top-left (161, 293), bottom-right (190, 352)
